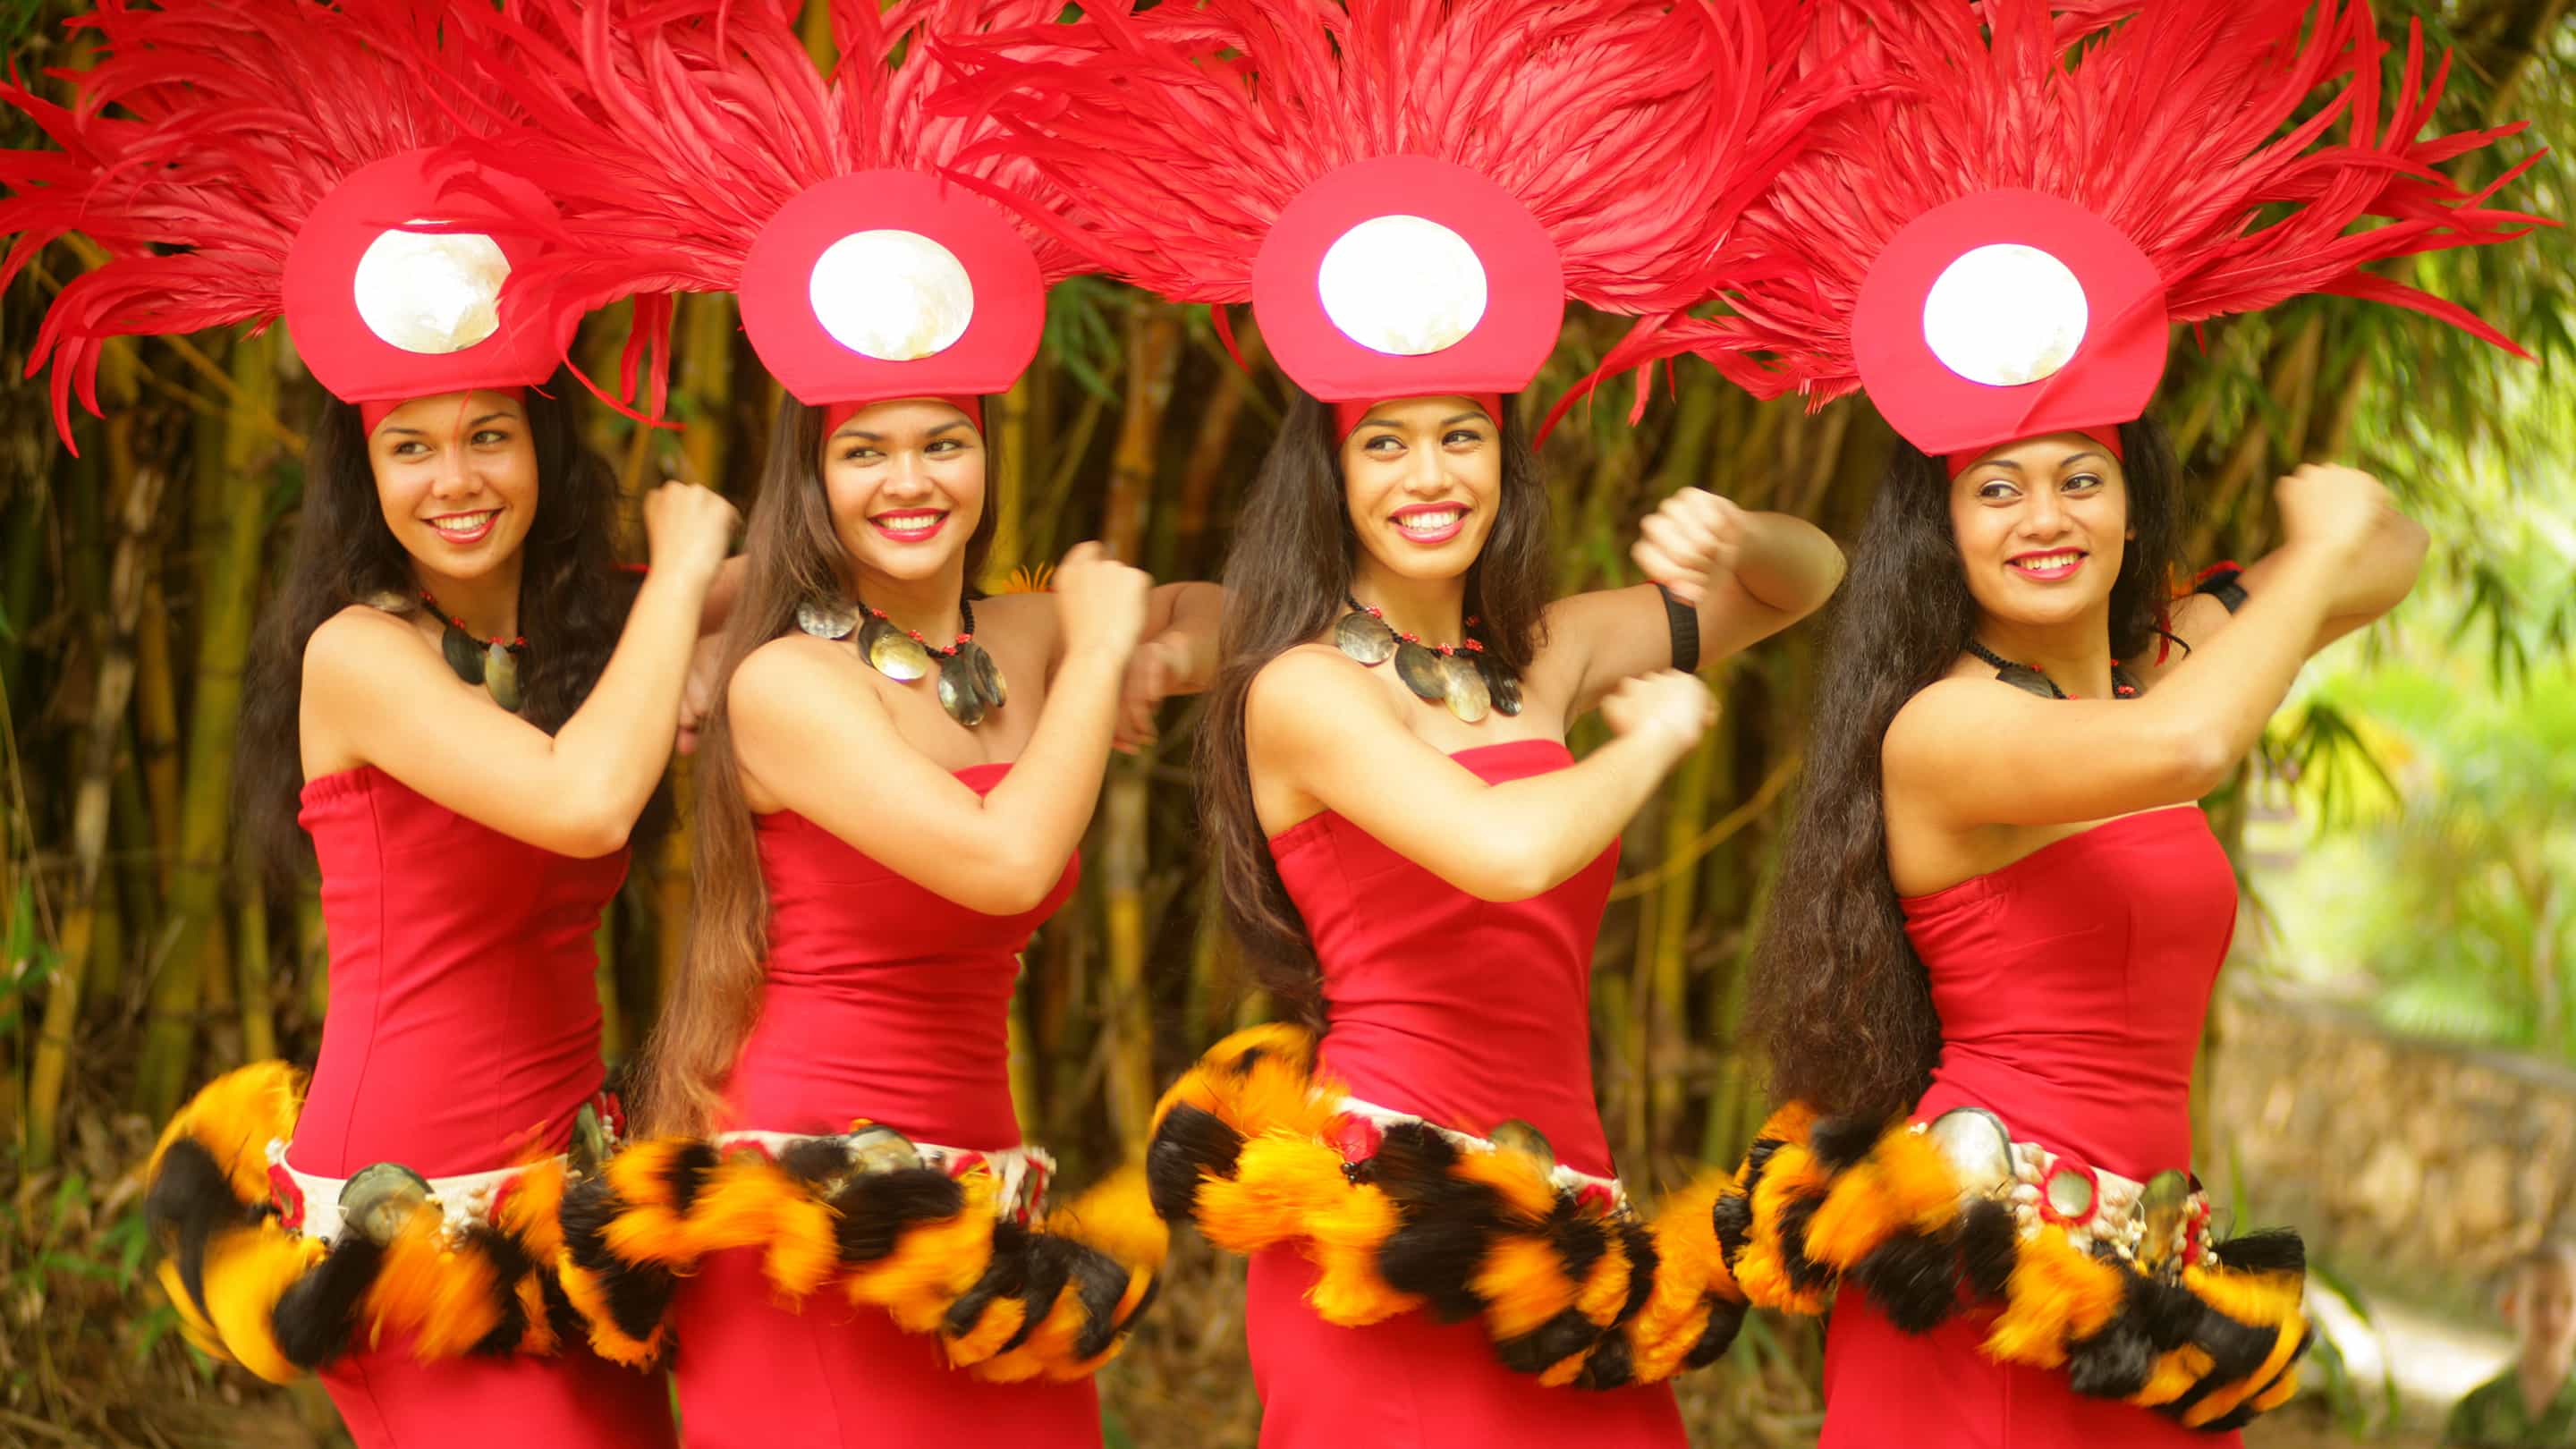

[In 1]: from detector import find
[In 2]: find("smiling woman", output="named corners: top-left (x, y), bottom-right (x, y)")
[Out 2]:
top-left (0, 0), bottom-right (752, 1441)
top-left (1648, 0), bottom-right (2544, 1442)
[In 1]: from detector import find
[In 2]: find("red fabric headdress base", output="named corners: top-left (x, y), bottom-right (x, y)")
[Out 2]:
top-left (1945, 426), bottom-right (2125, 479)
top-left (1333, 394), bottom-right (1504, 439)
top-left (360, 387), bottom-right (530, 436)
top-left (822, 396), bottom-right (987, 436)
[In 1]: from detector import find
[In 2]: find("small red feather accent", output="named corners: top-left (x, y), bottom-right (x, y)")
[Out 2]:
top-left (935, 0), bottom-right (1861, 318)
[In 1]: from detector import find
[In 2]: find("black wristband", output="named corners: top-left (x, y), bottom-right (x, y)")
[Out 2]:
top-left (2193, 566), bottom-right (2250, 614)
top-left (1660, 583), bottom-right (1700, 674)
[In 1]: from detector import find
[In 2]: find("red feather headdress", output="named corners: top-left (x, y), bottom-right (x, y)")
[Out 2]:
top-left (935, 0), bottom-right (1855, 425)
top-left (0, 0), bottom-right (574, 445)
top-left (1629, 0), bottom-right (2546, 468)
top-left (445, 0), bottom-right (1099, 418)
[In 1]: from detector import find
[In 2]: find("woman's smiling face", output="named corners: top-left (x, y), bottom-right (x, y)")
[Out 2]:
top-left (1338, 395), bottom-right (1502, 583)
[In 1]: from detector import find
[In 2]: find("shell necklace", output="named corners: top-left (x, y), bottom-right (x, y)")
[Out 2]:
top-left (1334, 597), bottom-right (1521, 724)
top-left (800, 593), bottom-right (1006, 727)
top-left (1966, 640), bottom-right (2138, 700)
top-left (370, 589), bottom-right (528, 713)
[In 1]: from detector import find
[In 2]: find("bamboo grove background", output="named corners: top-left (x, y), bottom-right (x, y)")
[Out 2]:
top-left (0, 3), bottom-right (2569, 1445)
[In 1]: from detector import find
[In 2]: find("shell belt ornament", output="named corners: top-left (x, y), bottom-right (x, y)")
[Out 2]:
top-left (1700, 1104), bottom-right (2310, 1432)
top-left (549, 1120), bottom-right (1166, 1381)
top-left (141, 1062), bottom-right (598, 1382)
top-left (1335, 600), bottom-right (1521, 723)
top-left (1147, 1024), bottom-right (1748, 1389)
top-left (799, 593), bottom-right (1006, 727)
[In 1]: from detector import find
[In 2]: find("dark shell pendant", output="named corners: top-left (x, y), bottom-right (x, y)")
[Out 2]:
top-left (936, 651), bottom-right (987, 727)
top-left (1439, 651), bottom-right (1490, 723)
top-left (860, 617), bottom-right (934, 682)
top-left (1335, 611), bottom-right (1398, 665)
top-left (1393, 640), bottom-right (1448, 701)
top-left (441, 623), bottom-right (487, 684)
top-left (1480, 655), bottom-right (1524, 716)
top-left (962, 640), bottom-right (1008, 709)
top-left (483, 642), bottom-right (523, 713)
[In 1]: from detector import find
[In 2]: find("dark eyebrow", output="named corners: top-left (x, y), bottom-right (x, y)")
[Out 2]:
top-left (839, 419), bottom-right (974, 442)
top-left (378, 410), bottom-right (515, 436)
top-left (2059, 451), bottom-right (2107, 469)
top-left (1357, 411), bottom-right (1489, 433)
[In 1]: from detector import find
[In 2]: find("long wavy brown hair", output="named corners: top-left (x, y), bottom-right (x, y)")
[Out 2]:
top-left (1747, 417), bottom-right (2190, 1123)
top-left (236, 377), bottom-right (637, 886)
top-left (642, 400), bottom-right (999, 1134)
top-left (1196, 387), bottom-right (1555, 1022)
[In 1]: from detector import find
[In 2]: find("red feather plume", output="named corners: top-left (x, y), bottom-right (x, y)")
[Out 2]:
top-left (438, 0), bottom-right (1100, 412)
top-left (1657, 0), bottom-right (2547, 411)
top-left (0, 0), bottom-right (529, 440)
top-left (932, 0), bottom-right (1859, 319)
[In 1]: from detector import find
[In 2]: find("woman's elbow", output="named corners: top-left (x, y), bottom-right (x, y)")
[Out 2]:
top-left (955, 844), bottom-right (1072, 916)
top-left (1453, 842), bottom-right (1564, 903)
top-left (553, 809), bottom-right (634, 860)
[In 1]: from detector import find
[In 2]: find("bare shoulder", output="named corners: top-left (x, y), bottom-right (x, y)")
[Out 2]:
top-left (972, 589), bottom-right (1055, 633)
top-left (302, 604), bottom-right (429, 689)
top-left (1883, 675), bottom-right (2009, 778)
top-left (729, 632), bottom-right (868, 719)
top-left (1247, 644), bottom-right (1390, 742)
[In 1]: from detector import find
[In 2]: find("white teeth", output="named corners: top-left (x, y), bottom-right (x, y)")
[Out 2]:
top-left (431, 512), bottom-right (495, 537)
top-left (1397, 509), bottom-right (1462, 532)
top-left (2017, 552), bottom-right (2080, 570)
top-left (877, 513), bottom-right (942, 530)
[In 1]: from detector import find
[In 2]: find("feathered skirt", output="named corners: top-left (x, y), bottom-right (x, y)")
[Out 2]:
top-left (141, 1062), bottom-right (674, 1449)
top-left (547, 1120), bottom-right (1168, 1449)
top-left (1148, 1025), bottom-right (1754, 1447)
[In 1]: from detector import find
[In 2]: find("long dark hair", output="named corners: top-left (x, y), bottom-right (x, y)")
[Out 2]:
top-left (1198, 386), bottom-right (1554, 1020)
top-left (643, 400), bottom-right (998, 1133)
top-left (237, 377), bottom-right (636, 885)
top-left (1748, 417), bottom-right (2189, 1123)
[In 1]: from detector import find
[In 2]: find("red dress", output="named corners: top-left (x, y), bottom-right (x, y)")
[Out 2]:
top-left (1821, 806), bottom-right (2241, 1449)
top-left (292, 766), bottom-right (676, 1449)
top-left (672, 763), bottom-right (1095, 1449)
top-left (1246, 739), bottom-right (1686, 1449)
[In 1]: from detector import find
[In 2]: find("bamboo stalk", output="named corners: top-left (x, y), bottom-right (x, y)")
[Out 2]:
top-left (1169, 322), bottom-right (1266, 578)
top-left (989, 372), bottom-right (1033, 582)
top-left (1646, 695), bottom-right (1720, 1156)
top-left (594, 915), bottom-right (623, 1066)
top-left (134, 330), bottom-right (278, 1118)
top-left (653, 295), bottom-right (736, 1016)
top-left (28, 433), bottom-right (163, 1167)
top-left (0, 484), bottom-right (44, 713)
top-left (233, 851), bottom-right (275, 1063)
top-left (133, 580), bottom-right (182, 886)
top-left (1095, 297), bottom-right (1180, 1154)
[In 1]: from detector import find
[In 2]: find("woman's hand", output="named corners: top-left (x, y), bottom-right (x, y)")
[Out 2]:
top-left (1599, 668), bottom-right (1717, 758)
top-left (1052, 541), bottom-right (1152, 666)
top-left (1116, 635), bottom-right (1187, 754)
top-left (642, 481), bottom-right (741, 584)
top-left (1631, 487), bottom-right (1744, 607)
top-left (678, 632), bottom-right (724, 756)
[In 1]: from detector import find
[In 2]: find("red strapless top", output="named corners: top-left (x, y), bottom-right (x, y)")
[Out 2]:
top-left (288, 766), bottom-right (627, 1178)
top-left (722, 764), bottom-right (1076, 1152)
top-left (1904, 806), bottom-right (2237, 1180)
top-left (1269, 738), bottom-right (1617, 1178)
